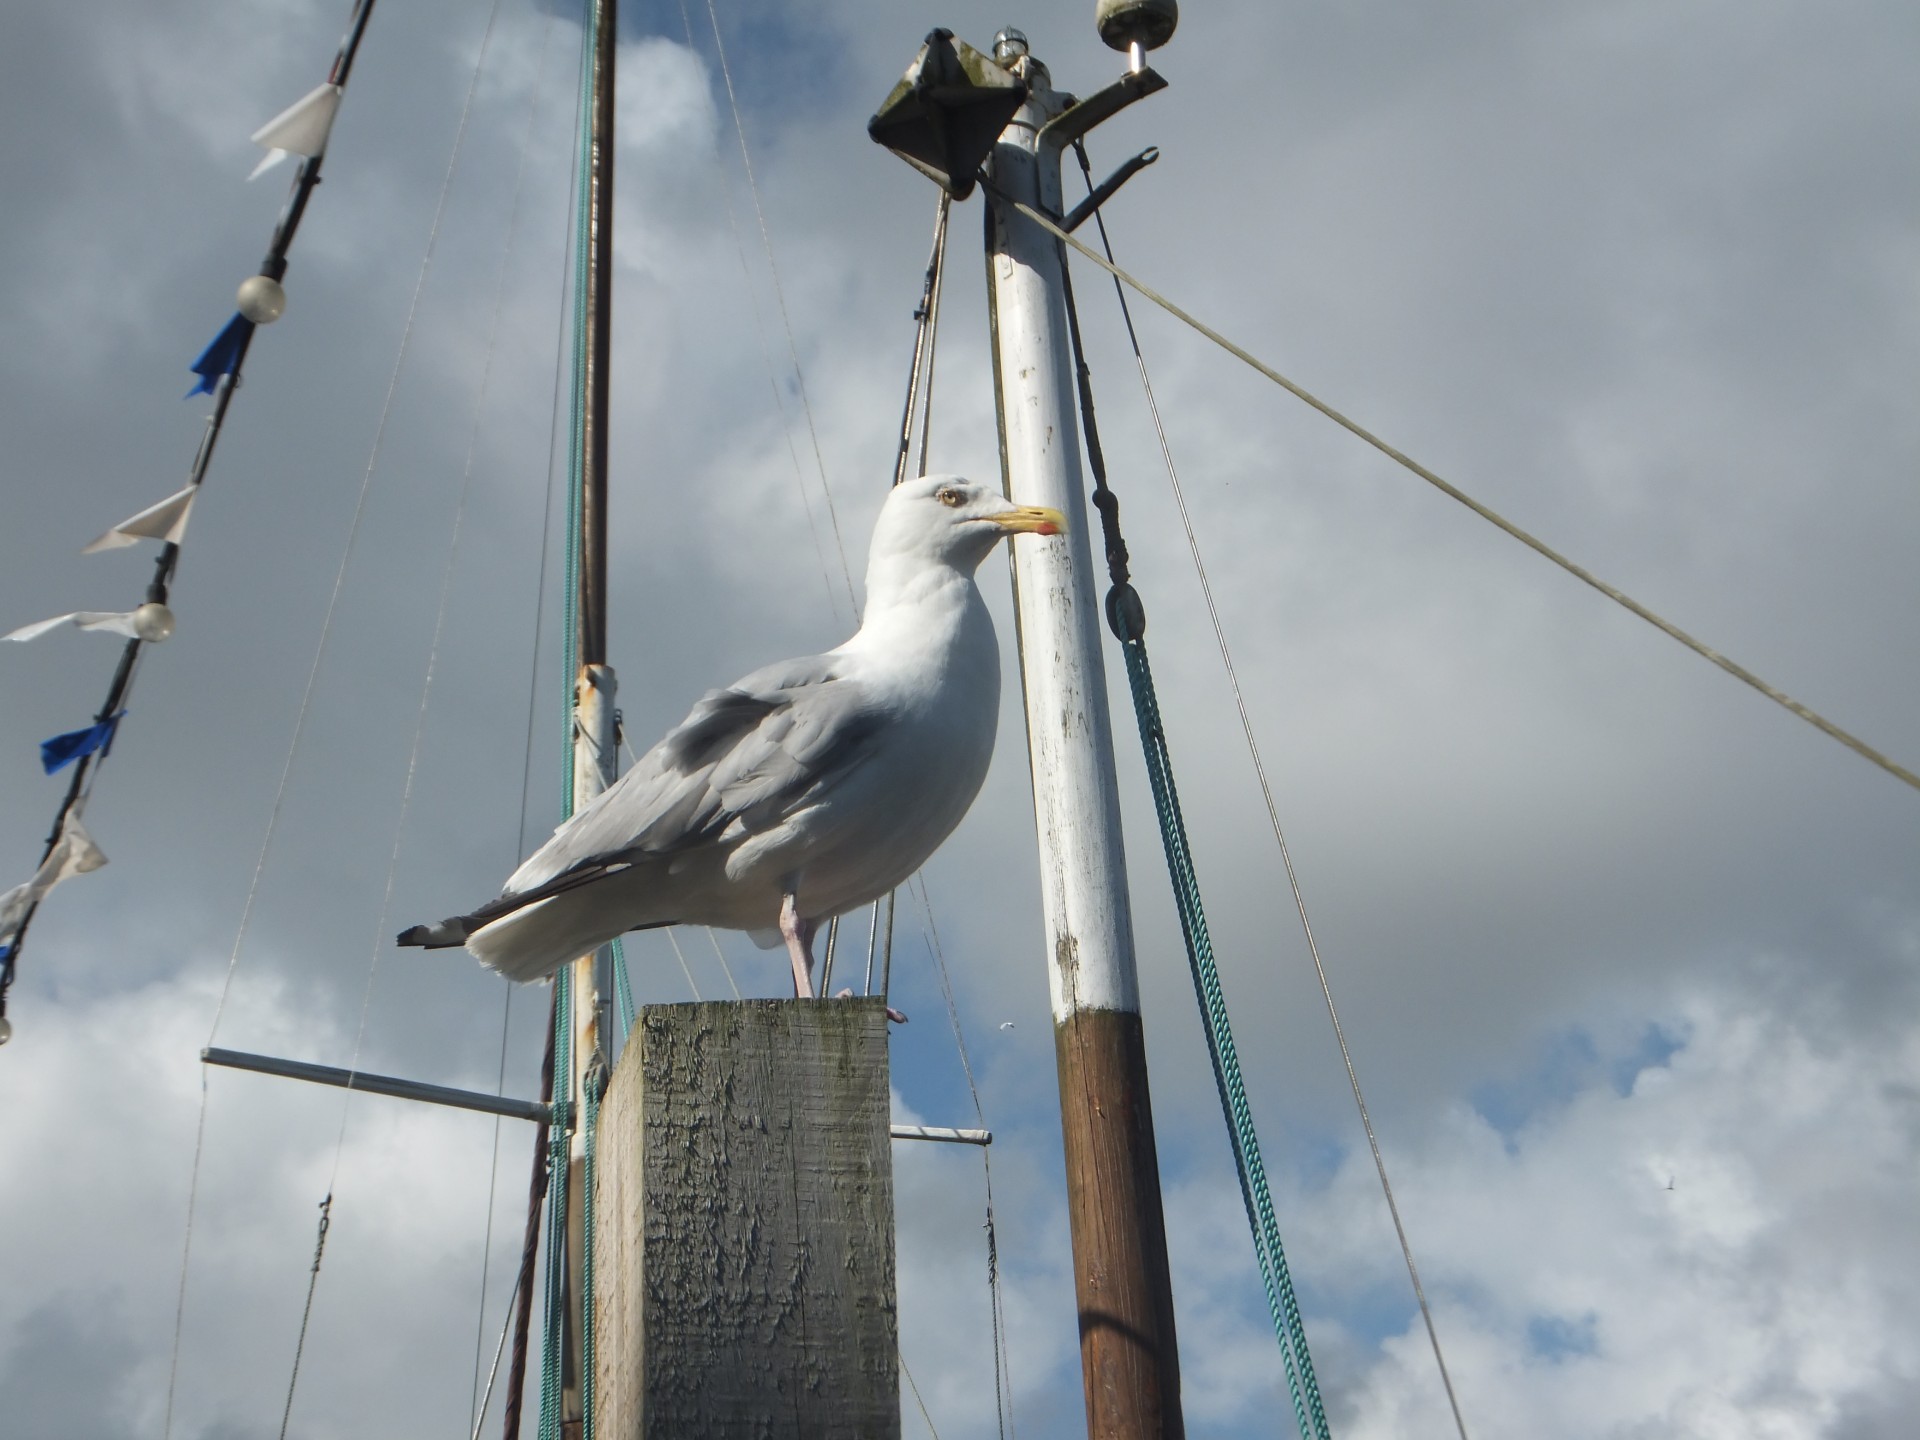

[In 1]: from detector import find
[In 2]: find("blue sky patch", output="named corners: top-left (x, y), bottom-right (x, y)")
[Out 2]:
top-left (1471, 1020), bottom-right (1691, 1148)
top-left (1527, 1311), bottom-right (1600, 1362)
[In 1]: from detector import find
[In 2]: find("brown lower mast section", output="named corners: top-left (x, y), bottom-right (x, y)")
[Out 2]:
top-left (1055, 1007), bottom-right (1185, 1440)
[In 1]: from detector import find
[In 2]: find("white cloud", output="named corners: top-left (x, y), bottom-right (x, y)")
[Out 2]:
top-left (1258, 964), bottom-right (1920, 1439)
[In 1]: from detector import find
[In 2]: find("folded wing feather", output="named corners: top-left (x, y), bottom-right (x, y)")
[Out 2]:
top-left (503, 655), bottom-right (882, 898)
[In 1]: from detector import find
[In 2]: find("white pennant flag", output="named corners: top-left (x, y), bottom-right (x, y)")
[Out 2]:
top-left (3, 610), bottom-right (145, 643)
top-left (0, 807), bottom-right (107, 946)
top-left (0, 883), bottom-right (31, 946)
top-left (249, 82), bottom-right (343, 180)
top-left (83, 484), bottom-right (196, 554)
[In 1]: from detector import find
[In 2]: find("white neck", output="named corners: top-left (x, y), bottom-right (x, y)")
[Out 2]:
top-left (838, 551), bottom-right (989, 674)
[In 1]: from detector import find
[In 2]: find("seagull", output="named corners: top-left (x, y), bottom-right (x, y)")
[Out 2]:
top-left (399, 474), bottom-right (1063, 996)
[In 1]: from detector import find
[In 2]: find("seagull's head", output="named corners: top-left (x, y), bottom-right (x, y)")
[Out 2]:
top-left (871, 474), bottom-right (1066, 575)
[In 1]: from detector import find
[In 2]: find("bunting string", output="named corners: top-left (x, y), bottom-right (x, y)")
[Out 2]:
top-left (0, 0), bottom-right (383, 1042)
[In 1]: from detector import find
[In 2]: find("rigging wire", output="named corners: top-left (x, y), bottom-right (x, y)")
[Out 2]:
top-left (666, 0), bottom-right (848, 626)
top-left (1068, 142), bottom-right (1471, 1438)
top-left (858, 189), bottom-right (955, 997)
top-left (704, 927), bottom-right (743, 999)
top-left (908, 876), bottom-right (1016, 1440)
top-left (498, 21), bottom-right (589, 1440)
top-left (901, 1355), bottom-right (944, 1440)
top-left (892, 195), bottom-right (953, 488)
top-left (540, 3), bottom-right (608, 1431)
top-left (470, 12), bottom-right (569, 1416)
top-left (1053, 247), bottom-right (1330, 1439)
top-left (471, 1267), bottom-right (523, 1440)
top-left (436, 19), bottom-right (567, 1427)
top-left (696, 0), bottom-right (858, 616)
top-left (276, 1194), bottom-right (334, 1440)
top-left (501, 992), bottom-right (558, 1440)
top-left (162, 1), bottom-right (512, 1430)
top-left (990, 184), bottom-right (1920, 798)
top-left (535, 972), bottom-right (574, 1440)
top-left (305, 0), bottom-right (519, 1426)
top-left (469, 978), bottom-right (518, 1436)
top-left (886, 203), bottom-right (1014, 1431)
top-left (516, 0), bottom-right (591, 865)
top-left (665, 928), bottom-right (703, 1000)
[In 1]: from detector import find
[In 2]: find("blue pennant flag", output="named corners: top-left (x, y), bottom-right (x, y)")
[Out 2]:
top-left (186, 313), bottom-right (255, 398)
top-left (40, 711), bottom-right (125, 775)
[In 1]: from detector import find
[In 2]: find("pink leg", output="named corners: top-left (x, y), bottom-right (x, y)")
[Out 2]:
top-left (779, 893), bottom-right (816, 998)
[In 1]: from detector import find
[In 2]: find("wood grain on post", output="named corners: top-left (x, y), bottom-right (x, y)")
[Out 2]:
top-left (595, 998), bottom-right (899, 1439)
top-left (1055, 1007), bottom-right (1183, 1439)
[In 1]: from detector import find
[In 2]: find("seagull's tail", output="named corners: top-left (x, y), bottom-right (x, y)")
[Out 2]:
top-left (465, 898), bottom-right (571, 983)
top-left (466, 896), bottom-right (657, 984)
top-left (399, 856), bottom-right (670, 982)
top-left (398, 899), bottom-right (607, 982)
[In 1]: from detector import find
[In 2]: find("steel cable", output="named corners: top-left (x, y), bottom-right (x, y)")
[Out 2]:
top-left (993, 181), bottom-right (1919, 798)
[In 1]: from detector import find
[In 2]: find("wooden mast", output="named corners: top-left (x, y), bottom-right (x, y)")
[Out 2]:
top-left (981, 19), bottom-right (1185, 1440)
top-left (563, 0), bottom-right (618, 1432)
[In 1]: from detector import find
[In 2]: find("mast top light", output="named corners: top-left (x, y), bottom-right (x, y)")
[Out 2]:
top-left (1095, 0), bottom-right (1178, 54)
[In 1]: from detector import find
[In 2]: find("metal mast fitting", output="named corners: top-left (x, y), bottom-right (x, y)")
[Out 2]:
top-left (867, 29), bottom-right (1028, 199)
top-left (1096, 0), bottom-right (1179, 73)
top-left (981, 29), bottom-right (1181, 1440)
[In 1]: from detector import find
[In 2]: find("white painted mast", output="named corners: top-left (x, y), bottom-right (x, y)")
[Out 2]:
top-left (981, 9), bottom-right (1185, 1436)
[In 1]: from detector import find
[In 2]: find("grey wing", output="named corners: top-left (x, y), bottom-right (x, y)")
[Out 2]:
top-left (504, 654), bottom-right (883, 893)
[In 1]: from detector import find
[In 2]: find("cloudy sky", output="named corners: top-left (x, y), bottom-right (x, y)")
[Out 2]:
top-left (3, 1), bottom-right (1917, 1436)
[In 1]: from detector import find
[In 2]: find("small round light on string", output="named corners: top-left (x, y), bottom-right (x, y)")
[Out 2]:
top-left (131, 602), bottom-right (176, 644)
top-left (0, 1015), bottom-right (12, 1046)
top-left (236, 274), bottom-right (287, 325)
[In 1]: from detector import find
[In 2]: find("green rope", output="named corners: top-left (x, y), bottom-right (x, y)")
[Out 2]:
top-left (611, 937), bottom-right (635, 1039)
top-left (1119, 633), bottom-right (1331, 1440)
top-left (580, 1051), bottom-right (602, 1440)
top-left (1050, 233), bottom-right (1332, 1439)
top-left (539, 4), bottom-right (600, 1431)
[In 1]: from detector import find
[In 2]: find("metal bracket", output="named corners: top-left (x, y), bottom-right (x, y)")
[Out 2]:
top-left (1038, 66), bottom-right (1167, 154)
top-left (1063, 145), bottom-right (1160, 232)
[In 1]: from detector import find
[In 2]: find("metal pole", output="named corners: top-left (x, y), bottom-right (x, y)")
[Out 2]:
top-left (983, 40), bottom-right (1184, 1440)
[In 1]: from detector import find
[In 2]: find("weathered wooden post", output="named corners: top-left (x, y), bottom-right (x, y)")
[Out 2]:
top-left (594, 998), bottom-right (899, 1438)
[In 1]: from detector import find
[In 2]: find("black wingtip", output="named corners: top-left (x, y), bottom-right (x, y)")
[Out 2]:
top-left (397, 919), bottom-right (468, 949)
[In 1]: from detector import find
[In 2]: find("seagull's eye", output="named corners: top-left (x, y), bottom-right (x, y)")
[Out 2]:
top-left (936, 486), bottom-right (965, 508)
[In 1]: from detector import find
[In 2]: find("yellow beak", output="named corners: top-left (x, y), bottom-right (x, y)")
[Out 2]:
top-left (989, 505), bottom-right (1067, 536)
